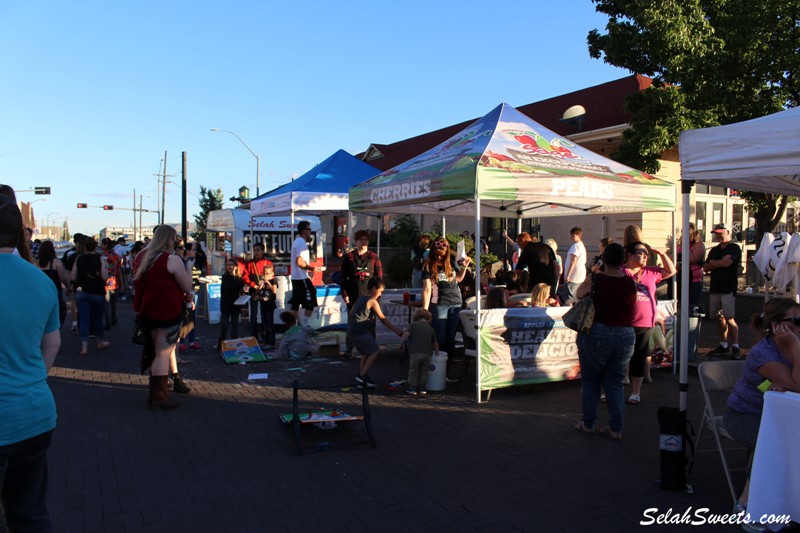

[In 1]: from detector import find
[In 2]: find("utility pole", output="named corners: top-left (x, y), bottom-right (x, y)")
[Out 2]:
top-left (181, 151), bottom-right (188, 242)
top-left (138, 194), bottom-right (144, 239)
top-left (133, 188), bottom-right (137, 240)
top-left (161, 150), bottom-right (167, 225)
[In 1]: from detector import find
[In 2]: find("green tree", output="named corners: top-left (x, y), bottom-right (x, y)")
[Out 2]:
top-left (192, 186), bottom-right (224, 241)
top-left (588, 0), bottom-right (800, 244)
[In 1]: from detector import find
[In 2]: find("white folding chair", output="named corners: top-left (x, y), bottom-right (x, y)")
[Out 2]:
top-left (696, 360), bottom-right (751, 507)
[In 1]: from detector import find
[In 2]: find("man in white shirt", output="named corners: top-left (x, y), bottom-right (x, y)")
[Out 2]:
top-left (290, 220), bottom-right (320, 324)
top-left (559, 227), bottom-right (587, 304)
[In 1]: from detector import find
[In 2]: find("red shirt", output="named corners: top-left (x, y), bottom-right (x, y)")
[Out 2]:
top-left (134, 252), bottom-right (184, 321)
top-left (243, 257), bottom-right (275, 289)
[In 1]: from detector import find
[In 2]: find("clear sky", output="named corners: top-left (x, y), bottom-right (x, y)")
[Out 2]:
top-left (1, 0), bottom-right (629, 238)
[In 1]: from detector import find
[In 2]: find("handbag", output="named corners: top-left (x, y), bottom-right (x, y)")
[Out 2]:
top-left (562, 274), bottom-right (595, 334)
top-left (131, 317), bottom-right (146, 345)
top-left (179, 306), bottom-right (195, 338)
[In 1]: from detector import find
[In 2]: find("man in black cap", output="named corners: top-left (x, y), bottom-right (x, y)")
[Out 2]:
top-left (703, 223), bottom-right (742, 358)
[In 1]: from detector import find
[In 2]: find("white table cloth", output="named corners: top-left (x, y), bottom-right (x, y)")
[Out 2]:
top-left (748, 391), bottom-right (800, 531)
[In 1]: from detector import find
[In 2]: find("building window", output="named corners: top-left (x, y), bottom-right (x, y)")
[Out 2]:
top-left (696, 201), bottom-right (707, 235)
top-left (732, 204), bottom-right (743, 242)
top-left (484, 217), bottom-right (541, 242)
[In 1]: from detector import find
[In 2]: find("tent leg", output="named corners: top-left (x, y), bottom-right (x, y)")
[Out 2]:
top-left (475, 201), bottom-right (482, 404)
top-left (679, 181), bottom-right (693, 412)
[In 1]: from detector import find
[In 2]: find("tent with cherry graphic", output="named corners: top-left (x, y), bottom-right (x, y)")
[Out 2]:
top-left (348, 102), bottom-right (676, 402)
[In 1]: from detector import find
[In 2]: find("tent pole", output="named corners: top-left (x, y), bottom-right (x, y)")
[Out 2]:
top-left (672, 206), bottom-right (678, 375)
top-left (475, 200), bottom-right (482, 404)
top-left (377, 214), bottom-right (382, 258)
top-left (442, 215), bottom-right (446, 237)
top-left (679, 180), bottom-right (693, 412)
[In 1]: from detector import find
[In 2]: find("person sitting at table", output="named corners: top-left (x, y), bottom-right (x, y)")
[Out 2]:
top-left (530, 283), bottom-right (559, 308)
top-left (485, 286), bottom-right (509, 309)
top-left (724, 297), bottom-right (800, 523)
top-left (485, 286), bottom-right (527, 309)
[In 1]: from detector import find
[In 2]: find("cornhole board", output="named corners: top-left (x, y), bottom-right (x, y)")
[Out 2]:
top-left (220, 337), bottom-right (270, 364)
top-left (282, 380), bottom-right (377, 455)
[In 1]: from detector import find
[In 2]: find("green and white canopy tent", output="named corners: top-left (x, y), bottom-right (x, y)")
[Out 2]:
top-left (349, 102), bottom-right (676, 402)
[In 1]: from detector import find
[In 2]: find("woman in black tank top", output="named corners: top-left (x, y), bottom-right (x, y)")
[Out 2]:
top-left (36, 241), bottom-right (70, 326)
top-left (70, 237), bottom-right (110, 355)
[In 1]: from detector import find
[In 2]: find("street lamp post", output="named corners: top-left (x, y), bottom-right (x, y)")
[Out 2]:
top-left (210, 128), bottom-right (260, 197)
top-left (45, 211), bottom-right (61, 239)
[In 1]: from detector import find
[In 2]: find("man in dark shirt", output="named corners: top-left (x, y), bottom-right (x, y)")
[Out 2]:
top-left (515, 240), bottom-right (558, 296)
top-left (340, 229), bottom-right (383, 359)
top-left (703, 224), bottom-right (742, 359)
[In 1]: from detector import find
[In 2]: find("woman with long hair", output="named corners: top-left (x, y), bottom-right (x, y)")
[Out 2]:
top-left (71, 237), bottom-right (109, 355)
top-left (133, 225), bottom-right (194, 409)
top-left (37, 240), bottom-right (70, 327)
top-left (724, 297), bottom-right (800, 519)
top-left (0, 195), bottom-right (61, 532)
top-left (677, 222), bottom-right (705, 307)
top-left (622, 241), bottom-right (676, 405)
top-left (573, 243), bottom-right (637, 440)
top-left (421, 237), bottom-right (471, 356)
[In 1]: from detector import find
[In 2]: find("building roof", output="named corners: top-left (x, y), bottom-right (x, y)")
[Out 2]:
top-left (357, 74), bottom-right (653, 171)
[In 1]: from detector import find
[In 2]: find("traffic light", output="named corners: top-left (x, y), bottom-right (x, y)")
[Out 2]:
top-left (103, 205), bottom-right (114, 211)
top-left (77, 203), bottom-right (88, 208)
top-left (34, 186), bottom-right (51, 195)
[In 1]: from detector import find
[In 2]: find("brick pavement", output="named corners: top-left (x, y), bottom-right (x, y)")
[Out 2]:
top-left (3, 300), bottom-right (759, 533)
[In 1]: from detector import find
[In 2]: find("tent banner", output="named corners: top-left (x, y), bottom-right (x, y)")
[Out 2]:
top-left (478, 307), bottom-right (581, 390)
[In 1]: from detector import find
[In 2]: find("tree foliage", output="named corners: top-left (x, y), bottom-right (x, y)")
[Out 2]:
top-left (192, 186), bottom-right (224, 241)
top-left (588, 0), bottom-right (800, 238)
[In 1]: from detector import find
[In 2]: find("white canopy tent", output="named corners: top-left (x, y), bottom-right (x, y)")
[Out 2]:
top-left (248, 149), bottom-right (380, 257)
top-left (679, 106), bottom-right (800, 410)
top-left (350, 102), bottom-right (676, 402)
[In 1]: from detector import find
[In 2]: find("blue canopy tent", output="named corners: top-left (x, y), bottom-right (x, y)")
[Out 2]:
top-left (249, 149), bottom-right (381, 253)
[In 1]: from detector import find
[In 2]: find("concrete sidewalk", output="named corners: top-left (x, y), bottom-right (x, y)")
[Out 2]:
top-left (7, 300), bottom-right (757, 532)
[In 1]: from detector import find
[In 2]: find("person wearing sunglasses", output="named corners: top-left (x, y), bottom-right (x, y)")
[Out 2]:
top-left (622, 241), bottom-right (676, 405)
top-left (421, 237), bottom-right (471, 357)
top-left (724, 297), bottom-right (800, 526)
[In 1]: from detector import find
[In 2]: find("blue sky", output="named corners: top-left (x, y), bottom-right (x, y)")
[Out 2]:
top-left (1, 1), bottom-right (629, 237)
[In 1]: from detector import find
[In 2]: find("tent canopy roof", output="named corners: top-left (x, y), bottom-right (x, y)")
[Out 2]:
top-left (250, 149), bottom-right (379, 216)
top-left (680, 107), bottom-right (800, 196)
top-left (348, 103), bottom-right (675, 217)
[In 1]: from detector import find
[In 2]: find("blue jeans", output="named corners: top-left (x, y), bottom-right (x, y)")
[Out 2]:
top-left (77, 292), bottom-right (105, 342)
top-left (0, 429), bottom-right (54, 533)
top-left (431, 303), bottom-right (461, 350)
top-left (577, 322), bottom-right (635, 434)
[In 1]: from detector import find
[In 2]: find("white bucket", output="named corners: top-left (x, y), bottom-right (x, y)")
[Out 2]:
top-left (426, 351), bottom-right (448, 392)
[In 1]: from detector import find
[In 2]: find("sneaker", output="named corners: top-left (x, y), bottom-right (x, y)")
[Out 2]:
top-left (406, 387), bottom-right (418, 396)
top-left (708, 344), bottom-right (732, 357)
top-left (179, 344), bottom-right (188, 353)
top-left (418, 390), bottom-right (427, 396)
top-left (731, 346), bottom-right (742, 360)
top-left (188, 342), bottom-right (202, 351)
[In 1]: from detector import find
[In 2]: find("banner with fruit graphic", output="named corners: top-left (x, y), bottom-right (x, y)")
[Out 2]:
top-left (349, 103), bottom-right (674, 216)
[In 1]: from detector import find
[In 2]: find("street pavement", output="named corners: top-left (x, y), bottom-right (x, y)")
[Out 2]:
top-left (4, 299), bottom-right (762, 533)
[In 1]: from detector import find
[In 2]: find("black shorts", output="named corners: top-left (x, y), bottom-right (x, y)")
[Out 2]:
top-left (290, 279), bottom-right (317, 311)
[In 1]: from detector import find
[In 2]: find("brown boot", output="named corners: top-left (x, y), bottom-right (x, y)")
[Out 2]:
top-left (149, 376), bottom-right (179, 410)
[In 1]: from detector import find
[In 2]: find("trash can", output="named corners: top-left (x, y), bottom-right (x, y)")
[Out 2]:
top-left (427, 351), bottom-right (449, 391)
top-left (674, 307), bottom-right (704, 363)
